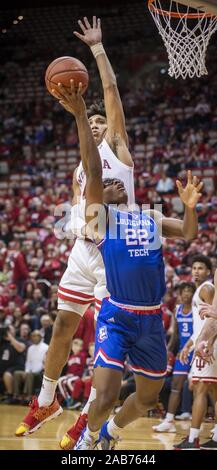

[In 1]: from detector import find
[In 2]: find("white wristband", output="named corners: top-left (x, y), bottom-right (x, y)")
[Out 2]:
top-left (90, 43), bottom-right (105, 58)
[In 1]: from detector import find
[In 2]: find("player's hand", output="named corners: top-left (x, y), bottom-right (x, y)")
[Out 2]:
top-left (74, 16), bottom-right (102, 46)
top-left (176, 170), bottom-right (203, 209)
top-left (51, 80), bottom-right (86, 117)
top-left (179, 345), bottom-right (190, 365)
top-left (194, 339), bottom-right (214, 364)
top-left (199, 304), bottom-right (217, 320)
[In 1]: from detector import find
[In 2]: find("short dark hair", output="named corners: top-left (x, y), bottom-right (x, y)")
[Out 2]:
top-left (103, 178), bottom-right (123, 188)
top-left (179, 282), bottom-right (196, 294)
top-left (191, 255), bottom-right (212, 272)
top-left (87, 100), bottom-right (106, 119)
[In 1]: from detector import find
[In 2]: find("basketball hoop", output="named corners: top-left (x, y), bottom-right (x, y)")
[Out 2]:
top-left (148, 0), bottom-right (217, 79)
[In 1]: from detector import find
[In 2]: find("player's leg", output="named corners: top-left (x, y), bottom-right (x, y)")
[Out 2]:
top-left (14, 308), bottom-right (82, 437)
top-left (153, 360), bottom-right (188, 433)
top-left (72, 366), bottom-right (122, 450)
top-left (200, 384), bottom-right (217, 449)
top-left (174, 353), bottom-right (217, 449)
top-left (60, 246), bottom-right (108, 450)
top-left (72, 300), bottom-right (127, 450)
top-left (174, 381), bottom-right (208, 449)
top-left (113, 375), bottom-right (164, 428)
top-left (98, 375), bottom-right (164, 450)
top-left (15, 243), bottom-right (95, 437)
top-left (98, 311), bottom-right (167, 449)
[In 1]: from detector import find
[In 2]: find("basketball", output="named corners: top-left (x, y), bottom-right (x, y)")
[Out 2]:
top-left (45, 56), bottom-right (89, 96)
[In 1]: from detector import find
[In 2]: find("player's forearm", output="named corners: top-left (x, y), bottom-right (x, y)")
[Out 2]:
top-left (197, 319), bottom-right (217, 344)
top-left (182, 206), bottom-right (198, 240)
top-left (91, 44), bottom-right (116, 89)
top-left (212, 291), bottom-right (217, 312)
top-left (75, 113), bottom-right (102, 178)
top-left (185, 337), bottom-right (194, 350)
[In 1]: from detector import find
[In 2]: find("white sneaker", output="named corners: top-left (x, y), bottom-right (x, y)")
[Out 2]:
top-left (74, 428), bottom-right (96, 450)
top-left (175, 412), bottom-right (191, 421)
top-left (152, 421), bottom-right (176, 433)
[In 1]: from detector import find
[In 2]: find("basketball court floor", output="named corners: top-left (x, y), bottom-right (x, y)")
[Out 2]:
top-left (0, 405), bottom-right (213, 450)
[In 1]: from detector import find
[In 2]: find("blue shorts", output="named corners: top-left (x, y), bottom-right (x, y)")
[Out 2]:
top-left (173, 353), bottom-right (193, 376)
top-left (94, 299), bottom-right (167, 380)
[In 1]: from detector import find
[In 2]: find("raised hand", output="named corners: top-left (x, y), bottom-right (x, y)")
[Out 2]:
top-left (73, 16), bottom-right (102, 46)
top-left (179, 345), bottom-right (191, 365)
top-left (51, 80), bottom-right (86, 117)
top-left (194, 339), bottom-right (214, 365)
top-left (176, 170), bottom-right (203, 209)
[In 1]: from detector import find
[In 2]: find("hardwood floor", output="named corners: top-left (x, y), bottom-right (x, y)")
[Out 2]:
top-left (0, 405), bottom-right (213, 450)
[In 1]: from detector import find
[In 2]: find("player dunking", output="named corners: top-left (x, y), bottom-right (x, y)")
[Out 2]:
top-left (174, 255), bottom-right (217, 449)
top-left (57, 81), bottom-right (203, 450)
top-left (15, 16), bottom-right (135, 440)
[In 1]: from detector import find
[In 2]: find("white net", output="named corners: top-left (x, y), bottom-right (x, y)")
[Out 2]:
top-left (148, 0), bottom-right (217, 79)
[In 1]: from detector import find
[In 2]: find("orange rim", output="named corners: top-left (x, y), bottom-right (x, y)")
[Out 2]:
top-left (148, 0), bottom-right (214, 18)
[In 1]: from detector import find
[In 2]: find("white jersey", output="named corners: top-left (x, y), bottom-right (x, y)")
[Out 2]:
top-left (71, 138), bottom-right (135, 236)
top-left (191, 281), bottom-right (214, 346)
top-left (76, 138), bottom-right (135, 205)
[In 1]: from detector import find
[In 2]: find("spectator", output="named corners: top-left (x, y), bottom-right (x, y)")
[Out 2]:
top-left (13, 329), bottom-right (48, 404)
top-left (57, 338), bottom-right (86, 406)
top-left (156, 171), bottom-right (174, 194)
top-left (0, 325), bottom-right (27, 402)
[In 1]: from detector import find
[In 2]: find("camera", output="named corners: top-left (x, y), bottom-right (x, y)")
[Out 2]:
top-left (0, 326), bottom-right (10, 343)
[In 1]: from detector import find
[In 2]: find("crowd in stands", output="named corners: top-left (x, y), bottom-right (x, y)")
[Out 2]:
top-left (0, 2), bottom-right (217, 416)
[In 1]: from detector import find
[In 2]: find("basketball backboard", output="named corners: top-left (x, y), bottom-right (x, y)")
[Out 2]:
top-left (177, 0), bottom-right (217, 14)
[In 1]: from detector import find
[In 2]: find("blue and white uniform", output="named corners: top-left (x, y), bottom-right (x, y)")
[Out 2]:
top-left (173, 304), bottom-right (193, 376)
top-left (94, 207), bottom-right (167, 380)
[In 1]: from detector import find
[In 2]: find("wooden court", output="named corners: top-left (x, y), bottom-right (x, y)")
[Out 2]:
top-left (0, 405), bottom-right (213, 450)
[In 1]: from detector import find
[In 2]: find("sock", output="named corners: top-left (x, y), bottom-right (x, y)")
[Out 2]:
top-left (165, 412), bottom-right (174, 422)
top-left (107, 417), bottom-right (122, 438)
top-left (82, 387), bottom-right (96, 415)
top-left (213, 424), bottom-right (217, 442)
top-left (189, 427), bottom-right (200, 443)
top-left (84, 425), bottom-right (99, 441)
top-left (38, 375), bottom-right (58, 407)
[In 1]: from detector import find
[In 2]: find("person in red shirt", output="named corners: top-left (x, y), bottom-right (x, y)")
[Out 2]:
top-left (2, 284), bottom-right (23, 308)
top-left (69, 342), bottom-right (95, 410)
top-left (57, 338), bottom-right (86, 405)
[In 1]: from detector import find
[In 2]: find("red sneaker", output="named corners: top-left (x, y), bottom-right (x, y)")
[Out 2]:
top-left (60, 413), bottom-right (88, 450)
top-left (15, 395), bottom-right (63, 436)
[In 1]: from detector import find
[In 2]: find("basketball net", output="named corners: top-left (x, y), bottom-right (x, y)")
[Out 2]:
top-left (148, 0), bottom-right (217, 79)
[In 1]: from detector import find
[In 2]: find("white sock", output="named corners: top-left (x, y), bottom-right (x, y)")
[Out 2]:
top-left (38, 375), bottom-right (58, 407)
top-left (82, 387), bottom-right (96, 415)
top-left (165, 412), bottom-right (174, 422)
top-left (189, 427), bottom-right (200, 443)
top-left (107, 417), bottom-right (122, 438)
top-left (213, 424), bottom-right (217, 442)
top-left (84, 425), bottom-right (99, 441)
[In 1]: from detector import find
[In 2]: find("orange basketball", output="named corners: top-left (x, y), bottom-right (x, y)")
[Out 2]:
top-left (45, 56), bottom-right (89, 97)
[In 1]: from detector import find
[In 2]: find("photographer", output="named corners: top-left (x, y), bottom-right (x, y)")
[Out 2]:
top-left (0, 325), bottom-right (27, 402)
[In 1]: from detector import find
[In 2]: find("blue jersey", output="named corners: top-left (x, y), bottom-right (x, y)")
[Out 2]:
top-left (176, 304), bottom-right (193, 351)
top-left (98, 207), bottom-right (166, 307)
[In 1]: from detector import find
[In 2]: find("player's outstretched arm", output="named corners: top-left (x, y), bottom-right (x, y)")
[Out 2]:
top-left (74, 16), bottom-right (133, 166)
top-left (153, 171), bottom-right (202, 240)
top-left (52, 81), bottom-right (103, 232)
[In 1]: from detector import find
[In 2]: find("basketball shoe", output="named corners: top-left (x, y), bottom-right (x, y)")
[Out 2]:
top-left (97, 421), bottom-right (119, 450)
top-left (174, 437), bottom-right (200, 450)
top-left (15, 395), bottom-right (63, 436)
top-left (60, 413), bottom-right (88, 450)
top-left (152, 420), bottom-right (176, 433)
